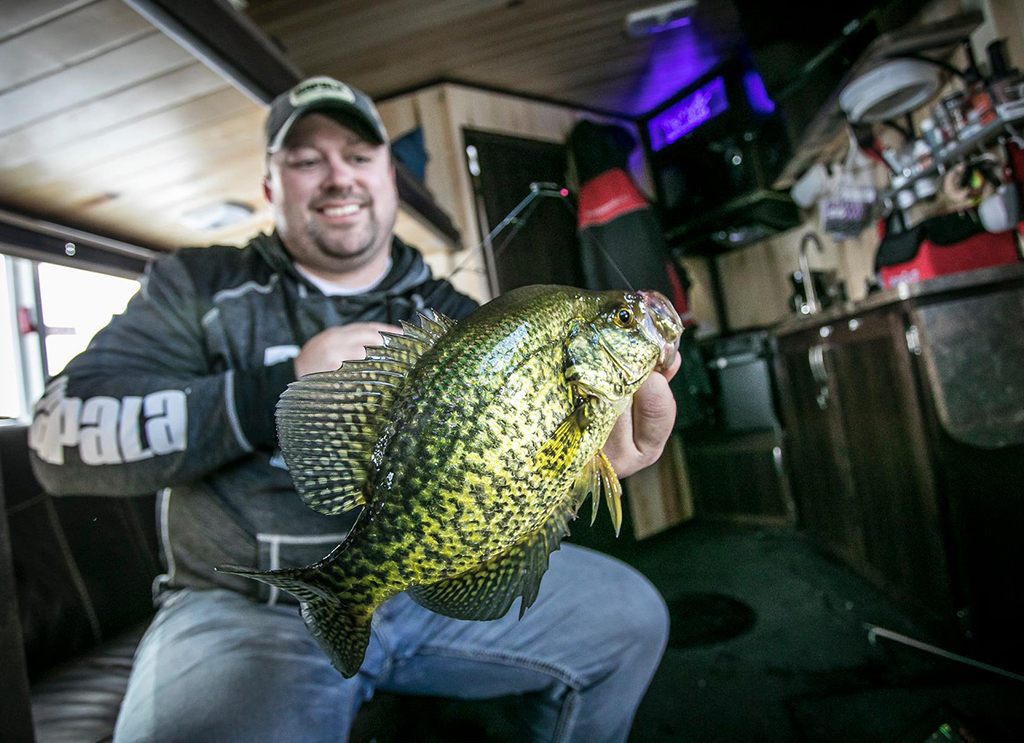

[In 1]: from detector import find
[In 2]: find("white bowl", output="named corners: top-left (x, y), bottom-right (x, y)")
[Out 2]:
top-left (840, 60), bottom-right (943, 124)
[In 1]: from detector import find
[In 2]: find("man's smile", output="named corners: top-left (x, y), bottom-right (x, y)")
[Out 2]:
top-left (313, 200), bottom-right (367, 224)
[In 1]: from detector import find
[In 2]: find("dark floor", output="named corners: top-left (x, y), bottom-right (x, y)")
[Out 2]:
top-left (613, 520), bottom-right (1023, 743)
top-left (364, 518), bottom-right (1024, 743)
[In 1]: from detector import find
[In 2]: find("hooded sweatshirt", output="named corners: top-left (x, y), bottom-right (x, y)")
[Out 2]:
top-left (28, 232), bottom-right (478, 603)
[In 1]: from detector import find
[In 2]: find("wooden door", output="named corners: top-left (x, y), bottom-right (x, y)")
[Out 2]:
top-left (463, 129), bottom-right (583, 292)
top-left (824, 311), bottom-right (953, 619)
top-left (774, 329), bottom-right (862, 564)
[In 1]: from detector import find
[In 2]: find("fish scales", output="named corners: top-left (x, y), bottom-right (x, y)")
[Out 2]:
top-left (219, 285), bottom-right (683, 677)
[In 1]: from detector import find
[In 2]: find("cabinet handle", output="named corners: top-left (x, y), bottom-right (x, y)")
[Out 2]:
top-left (808, 345), bottom-right (830, 410)
top-left (905, 324), bottom-right (922, 356)
top-left (808, 345), bottom-right (828, 385)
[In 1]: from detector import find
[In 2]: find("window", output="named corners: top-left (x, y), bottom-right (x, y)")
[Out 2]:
top-left (0, 254), bottom-right (140, 422)
top-left (36, 262), bottom-right (140, 377)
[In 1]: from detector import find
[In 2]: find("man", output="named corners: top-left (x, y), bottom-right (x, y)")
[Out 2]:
top-left (29, 77), bottom-right (677, 742)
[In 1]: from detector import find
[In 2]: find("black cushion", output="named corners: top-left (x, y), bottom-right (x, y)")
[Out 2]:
top-left (30, 624), bottom-right (146, 743)
top-left (1, 425), bottom-right (161, 743)
top-left (0, 426), bottom-right (160, 681)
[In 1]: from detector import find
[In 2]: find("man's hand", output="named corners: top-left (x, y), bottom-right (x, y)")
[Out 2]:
top-left (294, 322), bottom-right (402, 378)
top-left (603, 354), bottom-right (681, 479)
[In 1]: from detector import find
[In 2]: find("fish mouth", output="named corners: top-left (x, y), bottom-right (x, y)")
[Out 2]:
top-left (639, 291), bottom-right (682, 371)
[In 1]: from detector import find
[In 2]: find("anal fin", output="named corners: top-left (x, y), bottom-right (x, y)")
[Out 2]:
top-left (407, 501), bottom-right (574, 622)
top-left (216, 563), bottom-right (373, 679)
top-left (216, 563), bottom-right (335, 604)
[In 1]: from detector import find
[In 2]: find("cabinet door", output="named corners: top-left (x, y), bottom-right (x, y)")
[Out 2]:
top-left (825, 313), bottom-right (953, 618)
top-left (774, 333), bottom-right (862, 564)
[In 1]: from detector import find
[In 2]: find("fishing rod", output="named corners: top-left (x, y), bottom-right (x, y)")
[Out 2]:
top-left (866, 624), bottom-right (1024, 684)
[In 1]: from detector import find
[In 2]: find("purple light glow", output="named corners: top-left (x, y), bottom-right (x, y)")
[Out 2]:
top-left (645, 16), bottom-right (692, 34)
top-left (623, 20), bottom-right (723, 116)
top-left (648, 77), bottom-right (728, 151)
top-left (743, 70), bottom-right (776, 114)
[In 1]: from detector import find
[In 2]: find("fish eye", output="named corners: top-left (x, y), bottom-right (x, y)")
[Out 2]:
top-left (614, 306), bottom-right (635, 328)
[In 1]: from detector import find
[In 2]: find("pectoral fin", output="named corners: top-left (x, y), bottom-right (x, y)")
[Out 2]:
top-left (536, 400), bottom-right (592, 474)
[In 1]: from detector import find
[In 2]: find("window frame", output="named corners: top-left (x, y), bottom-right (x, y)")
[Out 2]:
top-left (0, 212), bottom-right (155, 424)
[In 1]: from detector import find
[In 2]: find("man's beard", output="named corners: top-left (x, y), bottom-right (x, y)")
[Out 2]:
top-left (306, 212), bottom-right (380, 264)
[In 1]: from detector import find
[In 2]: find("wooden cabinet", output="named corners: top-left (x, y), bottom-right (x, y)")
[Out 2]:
top-left (775, 328), bottom-right (861, 564)
top-left (775, 309), bottom-right (955, 622)
top-left (773, 267), bottom-right (1024, 665)
top-left (909, 283), bottom-right (1024, 663)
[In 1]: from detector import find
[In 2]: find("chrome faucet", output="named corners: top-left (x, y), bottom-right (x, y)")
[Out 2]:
top-left (798, 232), bottom-right (823, 314)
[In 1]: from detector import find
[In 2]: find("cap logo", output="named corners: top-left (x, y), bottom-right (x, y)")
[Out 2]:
top-left (289, 77), bottom-right (356, 107)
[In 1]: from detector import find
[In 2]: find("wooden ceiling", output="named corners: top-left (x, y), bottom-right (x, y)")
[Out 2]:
top-left (247, 0), bottom-right (741, 116)
top-left (0, 0), bottom-right (271, 251)
top-left (0, 0), bottom-right (741, 254)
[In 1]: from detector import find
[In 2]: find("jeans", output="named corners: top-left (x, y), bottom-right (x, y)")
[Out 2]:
top-left (113, 544), bottom-right (668, 743)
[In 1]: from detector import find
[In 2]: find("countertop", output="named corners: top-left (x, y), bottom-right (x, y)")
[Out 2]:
top-left (771, 262), bottom-right (1024, 337)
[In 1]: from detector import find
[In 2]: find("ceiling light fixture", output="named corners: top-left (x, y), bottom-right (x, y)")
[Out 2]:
top-left (625, 0), bottom-right (699, 38)
top-left (179, 201), bottom-right (255, 231)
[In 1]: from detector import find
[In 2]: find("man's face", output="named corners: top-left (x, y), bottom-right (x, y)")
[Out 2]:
top-left (264, 113), bottom-right (397, 275)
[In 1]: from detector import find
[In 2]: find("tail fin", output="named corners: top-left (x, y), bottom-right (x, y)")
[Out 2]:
top-left (301, 597), bottom-right (374, 678)
top-left (216, 563), bottom-right (372, 678)
top-left (216, 563), bottom-right (333, 604)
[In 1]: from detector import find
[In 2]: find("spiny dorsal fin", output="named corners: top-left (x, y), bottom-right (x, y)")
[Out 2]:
top-left (276, 310), bottom-right (456, 516)
top-left (407, 497), bottom-right (577, 622)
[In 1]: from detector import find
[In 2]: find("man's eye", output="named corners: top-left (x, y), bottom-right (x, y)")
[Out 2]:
top-left (290, 158), bottom-right (321, 168)
top-left (350, 154), bottom-right (371, 164)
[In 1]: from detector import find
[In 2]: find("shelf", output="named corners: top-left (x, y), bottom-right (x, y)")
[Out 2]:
top-left (879, 109), bottom-right (1024, 204)
top-left (773, 11), bottom-right (985, 190)
top-left (394, 161), bottom-right (463, 248)
top-left (663, 190), bottom-right (800, 256)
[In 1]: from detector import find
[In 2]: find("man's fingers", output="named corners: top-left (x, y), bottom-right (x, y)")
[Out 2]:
top-left (365, 323), bottom-right (404, 335)
top-left (662, 353), bottom-right (681, 383)
top-left (348, 324), bottom-right (404, 354)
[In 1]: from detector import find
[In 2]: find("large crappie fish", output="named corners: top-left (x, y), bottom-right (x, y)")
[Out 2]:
top-left (219, 285), bottom-right (682, 678)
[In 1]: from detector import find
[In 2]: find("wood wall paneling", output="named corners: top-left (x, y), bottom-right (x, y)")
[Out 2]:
top-left (374, 82), bottom-right (647, 303)
top-left (8, 108), bottom-right (265, 203)
top-left (715, 218), bottom-right (885, 332)
top-left (247, 0), bottom-right (739, 116)
top-left (626, 434), bottom-right (694, 541)
top-left (676, 256), bottom-right (720, 337)
top-left (258, 0), bottom-right (511, 69)
top-left (375, 95), bottom-right (420, 141)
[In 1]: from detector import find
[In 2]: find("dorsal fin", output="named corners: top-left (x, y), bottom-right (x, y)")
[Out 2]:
top-left (276, 310), bottom-right (456, 516)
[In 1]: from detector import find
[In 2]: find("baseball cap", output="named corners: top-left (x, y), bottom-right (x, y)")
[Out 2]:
top-left (265, 76), bottom-right (389, 153)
